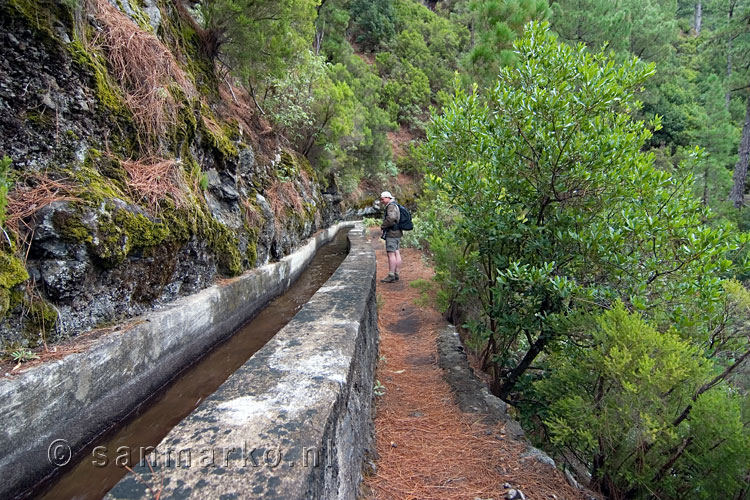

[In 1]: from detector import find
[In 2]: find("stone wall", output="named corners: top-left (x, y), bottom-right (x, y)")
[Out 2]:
top-left (0, 221), bottom-right (358, 499)
top-left (106, 224), bottom-right (378, 499)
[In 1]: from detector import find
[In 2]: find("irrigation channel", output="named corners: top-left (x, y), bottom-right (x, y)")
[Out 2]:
top-left (29, 229), bottom-right (351, 500)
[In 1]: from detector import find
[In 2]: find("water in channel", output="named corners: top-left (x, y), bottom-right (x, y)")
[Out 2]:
top-left (30, 229), bottom-right (350, 500)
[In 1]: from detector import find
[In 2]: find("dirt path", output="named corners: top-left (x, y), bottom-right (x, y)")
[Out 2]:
top-left (363, 230), bottom-right (583, 500)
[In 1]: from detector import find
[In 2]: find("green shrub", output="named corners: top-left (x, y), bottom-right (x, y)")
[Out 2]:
top-left (536, 304), bottom-right (750, 499)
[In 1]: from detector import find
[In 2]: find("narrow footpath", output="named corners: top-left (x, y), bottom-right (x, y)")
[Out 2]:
top-left (363, 229), bottom-right (584, 500)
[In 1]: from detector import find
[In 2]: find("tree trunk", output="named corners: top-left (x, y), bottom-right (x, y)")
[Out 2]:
top-left (726, 2), bottom-right (736, 108)
top-left (694, 1), bottom-right (702, 36)
top-left (703, 163), bottom-right (709, 206)
top-left (729, 96), bottom-right (750, 208)
top-left (497, 331), bottom-right (550, 400)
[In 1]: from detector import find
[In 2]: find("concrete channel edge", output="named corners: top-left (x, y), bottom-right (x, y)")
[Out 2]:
top-left (104, 222), bottom-right (378, 499)
top-left (0, 221), bottom-right (378, 499)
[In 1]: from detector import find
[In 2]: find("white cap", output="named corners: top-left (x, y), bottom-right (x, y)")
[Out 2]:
top-left (380, 191), bottom-right (393, 199)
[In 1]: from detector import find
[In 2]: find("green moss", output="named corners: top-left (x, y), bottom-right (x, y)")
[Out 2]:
top-left (6, 0), bottom-right (74, 48)
top-left (115, 210), bottom-right (170, 248)
top-left (199, 216), bottom-right (242, 276)
top-left (215, 230), bottom-right (242, 275)
top-left (102, 198), bottom-right (245, 276)
top-left (0, 252), bottom-right (29, 290)
top-left (50, 183), bottom-right (187, 267)
top-left (69, 40), bottom-right (129, 117)
top-left (170, 99), bottom-right (199, 154)
top-left (24, 110), bottom-right (55, 128)
top-left (83, 147), bottom-right (103, 167)
top-left (295, 153), bottom-right (318, 183)
top-left (52, 210), bottom-right (91, 243)
top-left (245, 238), bottom-right (257, 267)
top-left (356, 197), bottom-right (377, 209)
top-left (276, 151), bottom-right (300, 181)
top-left (91, 222), bottom-right (128, 266)
top-left (88, 206), bottom-right (172, 266)
top-left (303, 201), bottom-right (316, 218)
top-left (198, 105), bottom-right (239, 160)
top-left (0, 289), bottom-right (9, 319)
top-left (82, 148), bottom-right (129, 187)
top-left (0, 251), bottom-right (29, 317)
top-left (243, 224), bottom-right (259, 267)
top-left (168, 16), bottom-right (218, 94)
top-left (160, 203), bottom-right (194, 242)
top-left (8, 289), bottom-right (24, 310)
top-left (24, 298), bottom-right (58, 345)
top-left (99, 160), bottom-right (129, 186)
top-left (72, 161), bottom-right (129, 204)
top-left (114, 0), bottom-right (152, 31)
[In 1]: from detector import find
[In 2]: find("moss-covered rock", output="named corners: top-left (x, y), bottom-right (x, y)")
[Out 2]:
top-left (0, 251), bottom-right (29, 317)
top-left (23, 297), bottom-right (58, 346)
top-left (173, 98), bottom-right (199, 148)
top-left (198, 109), bottom-right (240, 161)
top-left (6, 0), bottom-right (75, 48)
top-left (69, 40), bottom-right (130, 118)
top-left (52, 209), bottom-right (91, 244)
top-left (0, 0), bottom-right (336, 348)
top-left (158, 4), bottom-right (219, 94)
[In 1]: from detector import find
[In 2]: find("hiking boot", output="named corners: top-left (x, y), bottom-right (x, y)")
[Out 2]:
top-left (380, 274), bottom-right (397, 283)
top-left (394, 273), bottom-right (400, 281)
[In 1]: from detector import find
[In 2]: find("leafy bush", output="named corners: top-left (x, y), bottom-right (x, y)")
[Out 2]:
top-left (423, 23), bottom-right (750, 496)
top-left (264, 52), bottom-right (356, 159)
top-left (362, 216), bottom-right (380, 228)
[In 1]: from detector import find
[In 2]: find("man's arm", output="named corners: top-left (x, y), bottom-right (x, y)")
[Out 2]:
top-left (381, 204), bottom-right (400, 229)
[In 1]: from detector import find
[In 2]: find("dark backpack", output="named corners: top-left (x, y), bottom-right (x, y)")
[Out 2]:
top-left (396, 204), bottom-right (413, 231)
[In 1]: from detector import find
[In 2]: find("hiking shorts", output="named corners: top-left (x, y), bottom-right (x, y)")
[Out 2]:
top-left (385, 236), bottom-right (401, 253)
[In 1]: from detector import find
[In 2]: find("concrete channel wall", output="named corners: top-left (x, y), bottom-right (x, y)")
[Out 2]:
top-left (106, 223), bottom-right (378, 499)
top-left (0, 221), bottom-right (373, 499)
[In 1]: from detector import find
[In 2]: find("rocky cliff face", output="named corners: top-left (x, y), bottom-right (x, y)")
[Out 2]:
top-left (0, 0), bottom-right (342, 349)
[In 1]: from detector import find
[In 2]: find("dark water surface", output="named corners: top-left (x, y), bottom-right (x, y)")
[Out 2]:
top-left (30, 229), bottom-right (350, 500)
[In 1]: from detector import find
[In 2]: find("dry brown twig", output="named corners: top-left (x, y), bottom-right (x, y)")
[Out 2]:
top-left (120, 157), bottom-right (189, 213)
top-left (5, 173), bottom-right (78, 237)
top-left (123, 454), bottom-right (164, 500)
top-left (242, 198), bottom-right (263, 229)
top-left (267, 179), bottom-right (304, 225)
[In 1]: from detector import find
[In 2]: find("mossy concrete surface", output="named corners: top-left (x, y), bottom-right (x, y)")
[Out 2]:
top-left (106, 223), bottom-right (378, 500)
top-left (0, 221), bottom-right (355, 499)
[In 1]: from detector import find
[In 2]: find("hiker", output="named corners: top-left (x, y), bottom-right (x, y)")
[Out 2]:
top-left (379, 191), bottom-right (402, 283)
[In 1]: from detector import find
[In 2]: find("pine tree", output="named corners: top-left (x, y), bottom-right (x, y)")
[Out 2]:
top-left (462, 0), bottom-right (550, 84)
